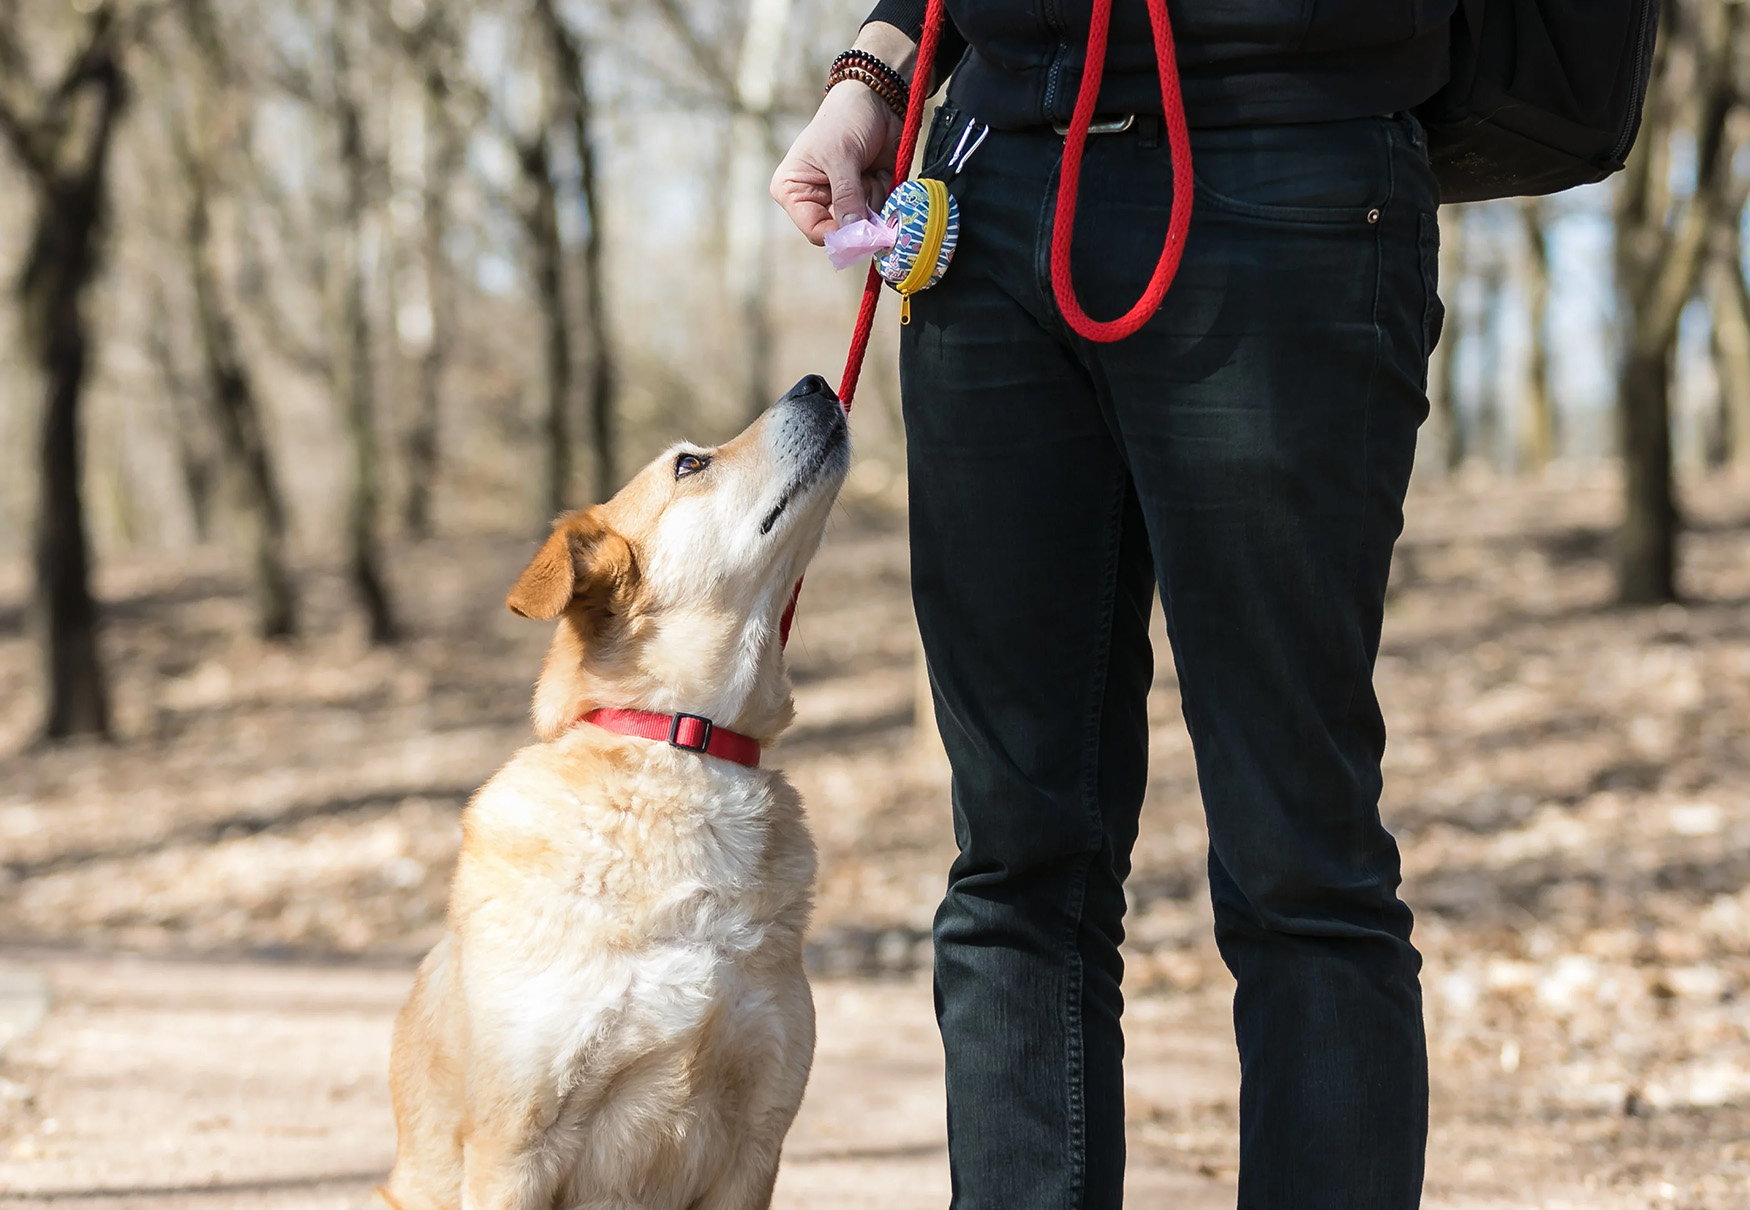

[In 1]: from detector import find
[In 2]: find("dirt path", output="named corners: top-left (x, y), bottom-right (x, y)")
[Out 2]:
top-left (0, 952), bottom-right (1233, 1210)
top-left (6, 474), bottom-right (1750, 1205)
top-left (0, 948), bottom-right (1741, 1208)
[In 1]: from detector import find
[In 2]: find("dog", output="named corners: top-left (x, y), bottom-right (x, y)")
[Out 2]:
top-left (380, 375), bottom-right (850, 1210)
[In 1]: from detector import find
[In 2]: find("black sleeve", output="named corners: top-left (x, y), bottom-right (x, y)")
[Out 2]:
top-left (862, 0), bottom-right (968, 89)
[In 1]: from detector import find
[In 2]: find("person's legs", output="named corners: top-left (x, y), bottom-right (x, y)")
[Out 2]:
top-left (1081, 115), bottom-right (1440, 1207)
top-left (902, 108), bottom-right (1154, 1210)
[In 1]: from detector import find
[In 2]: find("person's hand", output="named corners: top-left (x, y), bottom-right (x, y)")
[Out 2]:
top-left (771, 81), bottom-right (903, 246)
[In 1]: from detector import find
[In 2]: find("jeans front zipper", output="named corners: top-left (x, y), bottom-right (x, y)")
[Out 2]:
top-left (1040, 0), bottom-right (1067, 125)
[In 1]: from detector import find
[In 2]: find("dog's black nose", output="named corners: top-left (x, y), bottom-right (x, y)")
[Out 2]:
top-left (784, 374), bottom-right (837, 403)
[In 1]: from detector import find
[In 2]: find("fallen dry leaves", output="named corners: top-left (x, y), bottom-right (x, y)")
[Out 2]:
top-left (3, 472), bottom-right (1750, 1202)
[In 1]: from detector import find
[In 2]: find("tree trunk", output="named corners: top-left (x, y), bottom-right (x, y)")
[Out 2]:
top-left (1609, 0), bottom-right (1738, 604)
top-left (404, 56), bottom-right (456, 537)
top-left (1617, 349), bottom-right (1677, 603)
top-left (525, 0), bottom-right (616, 500)
top-left (740, 247), bottom-right (776, 423)
top-left (520, 133), bottom-right (573, 519)
top-left (1709, 226), bottom-right (1750, 466)
top-left (534, 0), bottom-right (616, 502)
top-left (1517, 198), bottom-right (1557, 469)
top-left (144, 276), bottom-right (216, 541)
top-left (726, 112), bottom-right (778, 424)
top-left (729, 0), bottom-right (791, 423)
top-left (1475, 266), bottom-right (1507, 470)
top-left (8, 20), bottom-right (126, 742)
top-left (575, 74), bottom-right (615, 502)
top-left (334, 26), bottom-right (398, 643)
top-left (1429, 205), bottom-right (1465, 473)
top-left (183, 148), bottom-right (298, 637)
top-left (31, 265), bottom-right (112, 740)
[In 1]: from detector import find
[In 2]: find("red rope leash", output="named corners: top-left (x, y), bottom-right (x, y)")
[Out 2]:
top-left (785, 0), bottom-right (1188, 645)
top-left (836, 0), bottom-right (949, 408)
top-left (783, 0), bottom-right (948, 647)
top-left (1051, 0), bottom-right (1193, 341)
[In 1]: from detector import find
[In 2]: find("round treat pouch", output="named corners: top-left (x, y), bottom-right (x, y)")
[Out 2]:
top-left (874, 178), bottom-right (958, 296)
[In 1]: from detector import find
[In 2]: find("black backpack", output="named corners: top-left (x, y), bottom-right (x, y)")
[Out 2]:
top-left (1416, 0), bottom-right (1661, 203)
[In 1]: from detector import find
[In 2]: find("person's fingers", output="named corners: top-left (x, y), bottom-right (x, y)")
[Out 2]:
top-left (867, 167), bottom-right (895, 211)
top-left (781, 186), bottom-right (833, 242)
top-left (795, 200), bottom-right (836, 245)
top-left (798, 203), bottom-right (838, 245)
top-left (771, 160), bottom-right (834, 245)
top-left (828, 161), bottom-right (869, 229)
top-left (771, 85), bottom-right (899, 243)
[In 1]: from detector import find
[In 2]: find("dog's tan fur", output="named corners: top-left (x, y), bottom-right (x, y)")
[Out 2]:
top-left (381, 391), bottom-right (849, 1210)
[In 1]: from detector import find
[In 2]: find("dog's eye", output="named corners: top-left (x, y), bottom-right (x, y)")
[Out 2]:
top-left (674, 453), bottom-right (709, 479)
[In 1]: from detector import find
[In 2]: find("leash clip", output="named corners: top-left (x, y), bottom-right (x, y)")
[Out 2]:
top-left (668, 712), bottom-right (714, 753)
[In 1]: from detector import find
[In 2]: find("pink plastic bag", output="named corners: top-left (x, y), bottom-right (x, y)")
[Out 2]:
top-left (823, 208), bottom-right (898, 271)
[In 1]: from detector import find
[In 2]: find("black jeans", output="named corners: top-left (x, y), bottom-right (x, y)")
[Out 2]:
top-left (901, 106), bottom-right (1441, 1210)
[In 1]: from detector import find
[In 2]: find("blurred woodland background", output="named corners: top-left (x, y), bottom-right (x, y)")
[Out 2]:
top-left (0, 0), bottom-right (1744, 739)
top-left (6, 0), bottom-right (1750, 1205)
top-left (0, 0), bottom-right (913, 744)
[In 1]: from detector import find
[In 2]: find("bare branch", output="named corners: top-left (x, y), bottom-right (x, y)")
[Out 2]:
top-left (1636, 0), bottom-right (1742, 358)
top-left (645, 0), bottom-right (740, 104)
top-left (0, 91), bottom-right (50, 180)
top-left (47, 3), bottom-right (121, 105)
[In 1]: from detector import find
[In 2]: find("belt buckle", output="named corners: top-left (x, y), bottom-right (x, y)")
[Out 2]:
top-left (1053, 114), bottom-right (1135, 137)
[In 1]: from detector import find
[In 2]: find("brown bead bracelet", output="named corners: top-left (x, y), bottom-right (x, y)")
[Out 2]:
top-left (827, 49), bottom-right (909, 119)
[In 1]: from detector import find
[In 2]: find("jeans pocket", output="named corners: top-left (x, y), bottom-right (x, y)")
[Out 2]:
top-left (919, 103), bottom-right (962, 179)
top-left (1191, 117), bottom-right (1392, 226)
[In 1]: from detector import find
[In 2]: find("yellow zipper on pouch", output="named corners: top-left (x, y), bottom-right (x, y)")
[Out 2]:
top-left (897, 177), bottom-right (950, 325)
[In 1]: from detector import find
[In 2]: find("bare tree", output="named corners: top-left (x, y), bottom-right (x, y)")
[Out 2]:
top-left (503, 0), bottom-right (620, 516)
top-left (727, 0), bottom-right (791, 423)
top-left (251, 0), bottom-right (399, 640)
top-left (0, 3), bottom-right (141, 740)
top-left (513, 100), bottom-right (576, 519)
top-left (392, 2), bottom-right (462, 537)
top-left (1707, 188), bottom-right (1750, 465)
top-left (1613, 0), bottom-right (1740, 603)
top-left (143, 272), bottom-right (218, 541)
top-left (534, 0), bottom-right (618, 501)
top-left (162, 0), bottom-right (299, 638)
top-left (331, 4), bottom-right (399, 642)
top-left (1427, 204), bottom-right (1467, 474)
top-left (1481, 263), bottom-right (1511, 469)
top-left (1517, 197), bottom-right (1558, 470)
top-left (649, 0), bottom-right (790, 422)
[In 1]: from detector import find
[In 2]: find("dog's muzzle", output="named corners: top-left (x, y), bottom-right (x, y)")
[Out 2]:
top-left (776, 374), bottom-right (849, 445)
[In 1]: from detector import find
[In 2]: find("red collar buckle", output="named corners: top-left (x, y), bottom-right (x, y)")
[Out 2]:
top-left (667, 712), bottom-right (713, 753)
top-left (578, 707), bottom-right (762, 768)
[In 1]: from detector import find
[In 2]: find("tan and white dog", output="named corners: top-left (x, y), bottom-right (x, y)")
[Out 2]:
top-left (381, 376), bottom-right (850, 1210)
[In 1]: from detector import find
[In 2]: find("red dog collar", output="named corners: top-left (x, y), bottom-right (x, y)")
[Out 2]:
top-left (578, 707), bottom-right (761, 768)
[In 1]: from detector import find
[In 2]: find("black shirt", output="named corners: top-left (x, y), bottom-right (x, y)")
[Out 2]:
top-left (863, 0), bottom-right (1455, 129)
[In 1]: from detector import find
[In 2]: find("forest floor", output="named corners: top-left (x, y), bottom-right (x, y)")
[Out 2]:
top-left (3, 469), bottom-right (1750, 1207)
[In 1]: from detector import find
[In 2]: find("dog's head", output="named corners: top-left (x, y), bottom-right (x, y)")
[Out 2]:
top-left (506, 375), bottom-right (851, 742)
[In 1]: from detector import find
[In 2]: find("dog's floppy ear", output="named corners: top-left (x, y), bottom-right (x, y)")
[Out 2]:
top-left (506, 509), bottom-right (639, 622)
top-left (506, 518), bottom-right (580, 620)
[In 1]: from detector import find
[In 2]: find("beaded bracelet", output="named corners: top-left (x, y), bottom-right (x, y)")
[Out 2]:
top-left (827, 49), bottom-right (909, 119)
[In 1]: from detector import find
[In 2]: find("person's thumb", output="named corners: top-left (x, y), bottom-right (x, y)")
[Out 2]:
top-left (828, 161), bottom-right (868, 228)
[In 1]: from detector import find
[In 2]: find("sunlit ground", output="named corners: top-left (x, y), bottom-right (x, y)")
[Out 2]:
top-left (4, 469), bottom-right (1750, 1206)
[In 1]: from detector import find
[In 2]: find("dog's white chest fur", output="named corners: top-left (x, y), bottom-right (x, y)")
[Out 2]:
top-left (387, 732), bottom-right (817, 1210)
top-left (459, 735), bottom-right (808, 1080)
